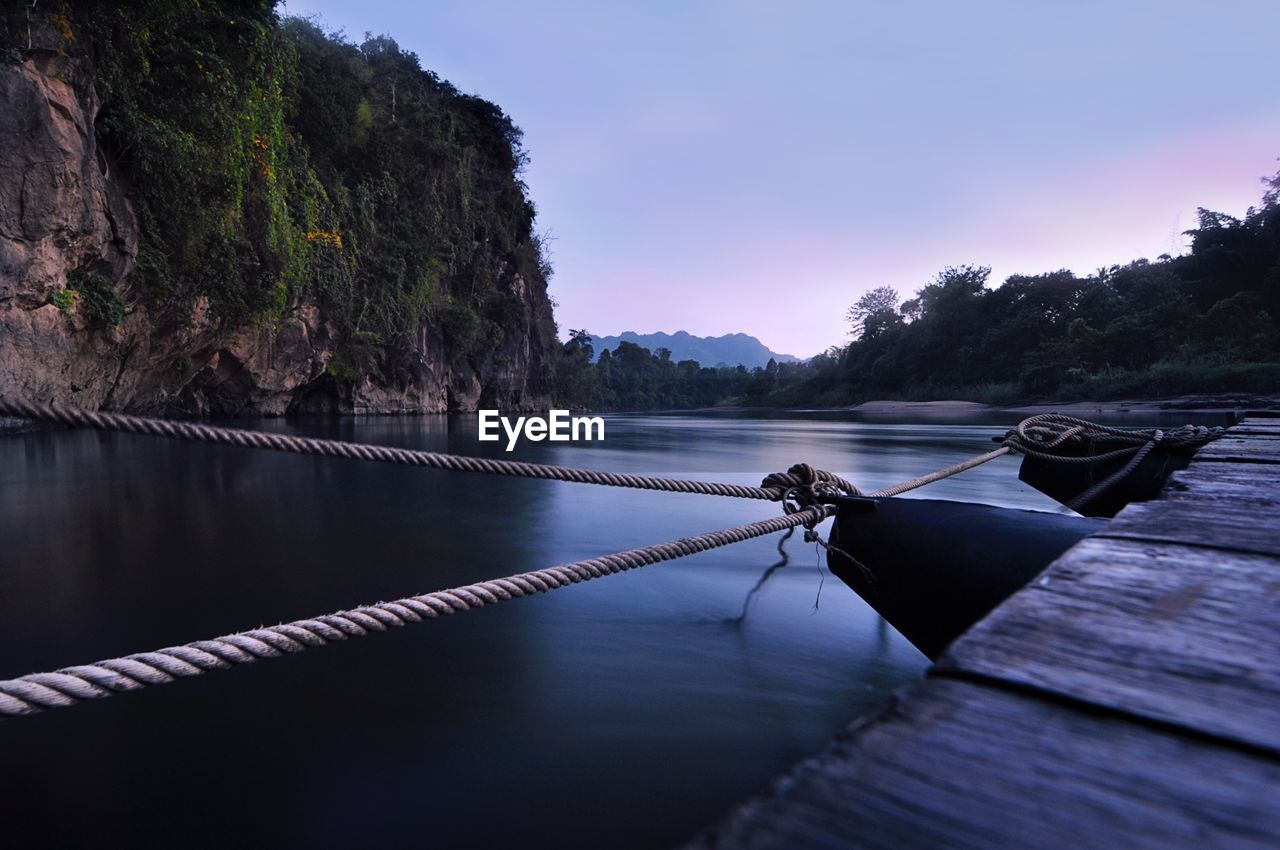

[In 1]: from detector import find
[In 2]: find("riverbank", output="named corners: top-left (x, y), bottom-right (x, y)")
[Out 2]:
top-left (3, 394), bottom-right (1271, 428)
top-left (0, 416), bottom-right (44, 436)
top-left (847, 394), bottom-right (1279, 417)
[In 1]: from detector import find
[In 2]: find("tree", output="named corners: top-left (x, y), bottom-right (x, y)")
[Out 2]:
top-left (915, 265), bottom-right (990, 317)
top-left (565, 328), bottom-right (594, 360)
top-left (555, 328), bottom-right (597, 407)
top-left (846, 286), bottom-right (901, 339)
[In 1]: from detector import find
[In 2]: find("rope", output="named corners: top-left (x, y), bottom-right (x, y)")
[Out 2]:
top-left (0, 440), bottom-right (1021, 720)
top-left (866, 447), bottom-right (1011, 498)
top-left (1000, 413), bottom-right (1224, 509)
top-left (0, 507), bottom-right (831, 718)
top-left (0, 394), bottom-right (1096, 720)
top-left (0, 397), bottom-right (793, 502)
top-left (3, 399), bottom-right (1215, 505)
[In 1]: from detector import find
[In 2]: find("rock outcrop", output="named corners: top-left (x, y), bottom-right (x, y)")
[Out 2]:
top-left (0, 49), bottom-right (555, 416)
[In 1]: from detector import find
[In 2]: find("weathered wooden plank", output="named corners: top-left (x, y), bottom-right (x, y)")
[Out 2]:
top-left (1194, 436), bottom-right (1280, 463)
top-left (1229, 422), bottom-right (1280, 434)
top-left (935, 537), bottom-right (1280, 753)
top-left (1224, 428), bottom-right (1280, 440)
top-left (1169, 462), bottom-right (1280, 494)
top-left (1101, 501), bottom-right (1280, 556)
top-left (1096, 424), bottom-right (1280, 549)
top-left (1235, 415), bottom-right (1280, 430)
top-left (689, 679), bottom-right (1280, 850)
top-left (1101, 463), bottom-right (1280, 555)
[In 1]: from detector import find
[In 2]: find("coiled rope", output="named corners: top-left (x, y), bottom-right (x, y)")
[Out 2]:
top-left (1000, 413), bottom-right (1224, 509)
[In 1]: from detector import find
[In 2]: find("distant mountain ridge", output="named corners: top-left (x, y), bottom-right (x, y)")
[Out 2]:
top-left (589, 331), bottom-right (799, 369)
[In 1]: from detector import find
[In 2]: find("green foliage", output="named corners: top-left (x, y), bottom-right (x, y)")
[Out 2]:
top-left (49, 289), bottom-right (76, 316)
top-left (78, 0), bottom-right (300, 320)
top-left (1059, 361), bottom-right (1280, 399)
top-left (440, 298), bottom-right (483, 359)
top-left (558, 340), bottom-right (772, 411)
top-left (281, 20), bottom-right (553, 377)
top-left (845, 285), bottom-right (902, 340)
top-left (2, 2), bottom-right (556, 396)
top-left (554, 328), bottom-right (598, 406)
top-left (66, 267), bottom-right (124, 328)
top-left (353, 99), bottom-right (374, 145)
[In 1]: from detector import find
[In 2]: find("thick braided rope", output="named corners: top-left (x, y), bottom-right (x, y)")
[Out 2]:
top-left (867, 447), bottom-right (1011, 498)
top-left (0, 397), bottom-right (783, 501)
top-left (1000, 413), bottom-right (1224, 509)
top-left (1002, 413), bottom-right (1223, 465)
top-left (0, 507), bottom-right (830, 718)
top-left (1064, 439), bottom-right (1160, 510)
top-left (0, 398), bottom-right (1033, 719)
top-left (761, 461), bottom-right (861, 498)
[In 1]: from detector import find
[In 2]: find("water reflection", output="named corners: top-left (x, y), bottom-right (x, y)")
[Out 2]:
top-left (0, 409), bottom-right (1227, 848)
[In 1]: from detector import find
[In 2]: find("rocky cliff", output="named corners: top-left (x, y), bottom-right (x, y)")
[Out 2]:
top-left (0, 7), bottom-right (557, 416)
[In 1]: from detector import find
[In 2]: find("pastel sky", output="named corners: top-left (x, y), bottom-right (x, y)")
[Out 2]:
top-left (287, 1), bottom-right (1280, 358)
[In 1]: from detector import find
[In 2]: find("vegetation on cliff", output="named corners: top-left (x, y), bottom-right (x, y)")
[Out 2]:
top-left (2, 0), bottom-right (557, 405)
top-left (559, 167), bottom-right (1280, 409)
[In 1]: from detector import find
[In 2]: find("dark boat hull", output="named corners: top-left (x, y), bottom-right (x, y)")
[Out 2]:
top-left (827, 498), bottom-right (1106, 659)
top-left (1018, 447), bottom-right (1192, 517)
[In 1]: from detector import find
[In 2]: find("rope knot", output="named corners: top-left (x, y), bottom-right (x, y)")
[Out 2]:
top-left (761, 463), bottom-right (860, 527)
top-left (792, 462), bottom-right (818, 486)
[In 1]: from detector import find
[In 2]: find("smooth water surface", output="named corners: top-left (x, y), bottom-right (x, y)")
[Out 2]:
top-left (0, 410), bottom-right (1228, 847)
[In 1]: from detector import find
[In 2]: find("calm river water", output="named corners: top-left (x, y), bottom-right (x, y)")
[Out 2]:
top-left (0, 409), bottom-right (1230, 848)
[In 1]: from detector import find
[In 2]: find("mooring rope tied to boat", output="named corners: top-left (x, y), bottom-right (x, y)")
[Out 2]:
top-left (864, 447), bottom-right (1011, 498)
top-left (0, 398), bottom-right (1219, 508)
top-left (0, 506), bottom-right (831, 718)
top-left (0, 446), bottom-right (1014, 719)
top-left (0, 396), bottom-right (1225, 718)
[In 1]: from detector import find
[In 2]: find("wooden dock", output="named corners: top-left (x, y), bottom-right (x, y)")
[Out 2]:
top-left (692, 415), bottom-right (1280, 849)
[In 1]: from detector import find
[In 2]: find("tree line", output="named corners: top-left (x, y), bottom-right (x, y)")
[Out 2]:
top-left (555, 167), bottom-right (1280, 409)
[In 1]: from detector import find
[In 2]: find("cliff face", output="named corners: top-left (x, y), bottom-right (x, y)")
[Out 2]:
top-left (0, 16), bottom-right (557, 416)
